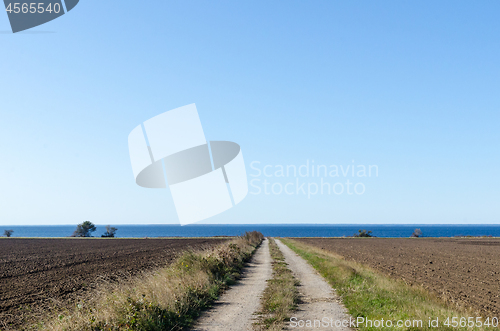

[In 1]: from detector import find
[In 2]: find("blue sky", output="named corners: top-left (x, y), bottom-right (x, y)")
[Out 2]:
top-left (1, 1), bottom-right (499, 225)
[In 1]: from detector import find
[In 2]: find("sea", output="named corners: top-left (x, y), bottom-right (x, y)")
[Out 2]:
top-left (1, 224), bottom-right (500, 238)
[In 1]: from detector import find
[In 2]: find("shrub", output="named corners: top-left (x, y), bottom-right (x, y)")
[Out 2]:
top-left (71, 221), bottom-right (96, 237)
top-left (411, 228), bottom-right (423, 237)
top-left (101, 225), bottom-right (118, 238)
top-left (242, 231), bottom-right (264, 244)
top-left (354, 229), bottom-right (373, 237)
top-left (3, 229), bottom-right (14, 237)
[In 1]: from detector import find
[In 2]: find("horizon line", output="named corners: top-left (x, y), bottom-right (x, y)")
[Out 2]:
top-left (2, 223), bottom-right (499, 226)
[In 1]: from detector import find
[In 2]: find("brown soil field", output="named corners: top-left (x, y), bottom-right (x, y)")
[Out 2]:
top-left (0, 238), bottom-right (228, 329)
top-left (294, 238), bottom-right (500, 316)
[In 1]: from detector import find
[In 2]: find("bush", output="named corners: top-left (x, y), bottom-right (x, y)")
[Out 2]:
top-left (71, 221), bottom-right (96, 237)
top-left (242, 231), bottom-right (264, 245)
top-left (411, 228), bottom-right (423, 237)
top-left (354, 229), bottom-right (373, 237)
top-left (101, 225), bottom-right (118, 237)
top-left (3, 229), bottom-right (14, 237)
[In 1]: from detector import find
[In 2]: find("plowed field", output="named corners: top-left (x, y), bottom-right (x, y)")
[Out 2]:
top-left (294, 238), bottom-right (500, 316)
top-left (0, 238), bottom-right (227, 329)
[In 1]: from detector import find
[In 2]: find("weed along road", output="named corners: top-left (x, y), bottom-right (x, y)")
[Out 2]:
top-left (192, 238), bottom-right (273, 331)
top-left (275, 239), bottom-right (353, 330)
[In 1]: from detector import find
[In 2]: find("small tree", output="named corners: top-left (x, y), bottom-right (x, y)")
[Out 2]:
top-left (411, 228), bottom-right (422, 238)
top-left (101, 225), bottom-right (118, 238)
top-left (354, 229), bottom-right (373, 237)
top-left (72, 221), bottom-right (96, 237)
top-left (3, 230), bottom-right (14, 237)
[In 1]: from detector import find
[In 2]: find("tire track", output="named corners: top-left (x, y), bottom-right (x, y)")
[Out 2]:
top-left (275, 239), bottom-right (353, 330)
top-left (191, 238), bottom-right (272, 331)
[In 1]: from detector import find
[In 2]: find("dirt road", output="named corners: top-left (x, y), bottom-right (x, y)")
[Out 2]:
top-left (191, 238), bottom-right (354, 330)
top-left (275, 239), bottom-right (353, 330)
top-left (191, 238), bottom-right (273, 331)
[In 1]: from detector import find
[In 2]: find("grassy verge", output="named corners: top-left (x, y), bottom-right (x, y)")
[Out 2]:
top-left (34, 232), bottom-right (264, 331)
top-left (281, 238), bottom-right (497, 331)
top-left (257, 238), bottom-right (299, 330)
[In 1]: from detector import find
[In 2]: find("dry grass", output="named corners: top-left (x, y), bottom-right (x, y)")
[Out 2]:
top-left (281, 238), bottom-right (497, 331)
top-left (31, 232), bottom-right (263, 331)
top-left (257, 238), bottom-right (299, 331)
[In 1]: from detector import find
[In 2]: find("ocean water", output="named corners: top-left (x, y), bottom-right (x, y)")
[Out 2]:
top-left (1, 224), bottom-right (500, 238)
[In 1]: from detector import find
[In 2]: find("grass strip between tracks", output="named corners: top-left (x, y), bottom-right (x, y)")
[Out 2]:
top-left (280, 238), bottom-right (496, 331)
top-left (33, 232), bottom-right (264, 331)
top-left (257, 238), bottom-right (299, 330)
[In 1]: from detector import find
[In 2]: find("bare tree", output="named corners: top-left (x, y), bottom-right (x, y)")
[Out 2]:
top-left (101, 225), bottom-right (118, 238)
top-left (3, 230), bottom-right (14, 237)
top-left (411, 228), bottom-right (422, 237)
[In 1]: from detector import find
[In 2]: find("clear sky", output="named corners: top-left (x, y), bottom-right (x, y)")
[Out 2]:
top-left (1, 1), bottom-right (499, 225)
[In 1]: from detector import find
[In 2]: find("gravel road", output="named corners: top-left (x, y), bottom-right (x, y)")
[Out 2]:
top-left (275, 239), bottom-right (353, 330)
top-left (191, 238), bottom-right (272, 331)
top-left (191, 238), bottom-right (353, 330)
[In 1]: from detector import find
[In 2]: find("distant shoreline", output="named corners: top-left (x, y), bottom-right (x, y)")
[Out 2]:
top-left (2, 224), bottom-right (500, 239)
